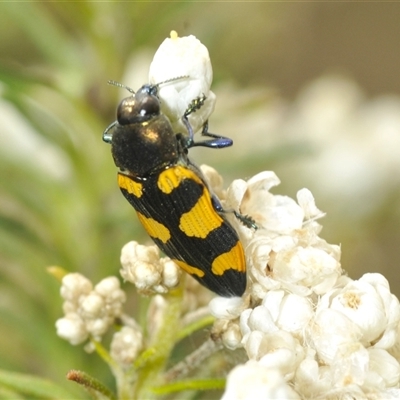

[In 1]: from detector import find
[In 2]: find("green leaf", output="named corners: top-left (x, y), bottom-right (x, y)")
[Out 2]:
top-left (0, 369), bottom-right (77, 399)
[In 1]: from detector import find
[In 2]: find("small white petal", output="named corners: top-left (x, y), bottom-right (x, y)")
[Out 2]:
top-left (261, 290), bottom-right (285, 321)
top-left (245, 330), bottom-right (264, 360)
top-left (296, 188), bottom-right (325, 220)
top-left (246, 171), bottom-right (281, 191)
top-left (247, 305), bottom-right (278, 333)
top-left (239, 308), bottom-right (253, 336)
top-left (225, 178), bottom-right (248, 212)
top-left (209, 296), bottom-right (246, 320)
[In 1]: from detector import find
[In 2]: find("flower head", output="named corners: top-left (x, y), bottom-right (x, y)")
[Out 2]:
top-left (149, 30), bottom-right (215, 135)
top-left (56, 274), bottom-right (126, 345)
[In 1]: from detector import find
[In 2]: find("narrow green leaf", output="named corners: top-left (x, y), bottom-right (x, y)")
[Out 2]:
top-left (0, 369), bottom-right (77, 399)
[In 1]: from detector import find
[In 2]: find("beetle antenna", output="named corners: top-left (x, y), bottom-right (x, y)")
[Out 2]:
top-left (154, 75), bottom-right (189, 88)
top-left (107, 80), bottom-right (135, 95)
top-left (108, 75), bottom-right (189, 95)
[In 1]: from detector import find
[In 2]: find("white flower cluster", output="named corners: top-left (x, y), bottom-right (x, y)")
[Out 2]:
top-left (118, 33), bottom-right (400, 397)
top-left (149, 30), bottom-right (216, 135)
top-left (120, 241), bottom-right (181, 295)
top-left (203, 169), bottom-right (400, 399)
top-left (55, 274), bottom-right (126, 345)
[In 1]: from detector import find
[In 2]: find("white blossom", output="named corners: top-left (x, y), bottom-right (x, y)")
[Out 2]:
top-left (316, 273), bottom-right (400, 348)
top-left (149, 30), bottom-right (215, 134)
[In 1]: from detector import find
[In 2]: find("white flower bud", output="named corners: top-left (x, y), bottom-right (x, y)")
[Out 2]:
top-left (160, 258), bottom-right (180, 289)
top-left (149, 31), bottom-right (215, 134)
top-left (247, 305), bottom-right (278, 333)
top-left (55, 313), bottom-right (88, 345)
top-left (110, 326), bottom-right (143, 369)
top-left (81, 293), bottom-right (104, 318)
top-left (121, 241), bottom-right (160, 268)
top-left (95, 276), bottom-right (121, 297)
top-left (131, 261), bottom-right (161, 289)
top-left (86, 318), bottom-right (109, 337)
top-left (222, 322), bottom-right (243, 350)
top-left (60, 273), bottom-right (92, 302)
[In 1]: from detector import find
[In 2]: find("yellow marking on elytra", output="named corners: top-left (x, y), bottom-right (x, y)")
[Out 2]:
top-left (118, 173), bottom-right (143, 198)
top-left (179, 190), bottom-right (223, 238)
top-left (211, 242), bottom-right (246, 275)
top-left (157, 166), bottom-right (202, 194)
top-left (137, 212), bottom-right (171, 243)
top-left (173, 259), bottom-right (205, 278)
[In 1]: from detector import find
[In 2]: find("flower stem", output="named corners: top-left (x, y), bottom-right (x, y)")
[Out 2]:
top-left (133, 285), bottom-right (184, 400)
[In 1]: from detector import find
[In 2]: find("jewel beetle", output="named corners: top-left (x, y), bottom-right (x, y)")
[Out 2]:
top-left (103, 80), bottom-right (247, 297)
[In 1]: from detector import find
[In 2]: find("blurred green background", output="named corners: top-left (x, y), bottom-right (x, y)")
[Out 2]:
top-left (1, 2), bottom-right (400, 398)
